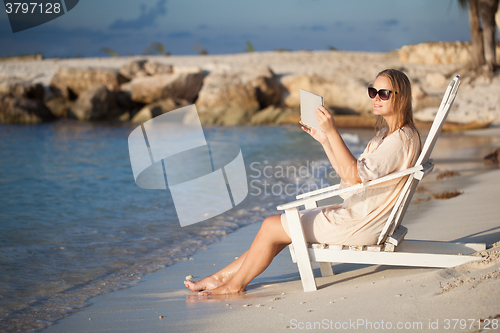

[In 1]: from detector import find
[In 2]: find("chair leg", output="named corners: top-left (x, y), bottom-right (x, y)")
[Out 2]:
top-left (285, 208), bottom-right (317, 291)
top-left (319, 262), bottom-right (334, 276)
top-left (295, 252), bottom-right (317, 291)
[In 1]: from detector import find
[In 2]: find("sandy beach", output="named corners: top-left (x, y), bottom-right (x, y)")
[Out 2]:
top-left (37, 125), bottom-right (500, 333)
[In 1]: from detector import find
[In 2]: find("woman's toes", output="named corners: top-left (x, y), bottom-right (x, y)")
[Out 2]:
top-left (184, 280), bottom-right (199, 291)
top-left (184, 276), bottom-right (224, 292)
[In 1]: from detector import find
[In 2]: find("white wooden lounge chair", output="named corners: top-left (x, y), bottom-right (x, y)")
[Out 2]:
top-left (277, 75), bottom-right (486, 292)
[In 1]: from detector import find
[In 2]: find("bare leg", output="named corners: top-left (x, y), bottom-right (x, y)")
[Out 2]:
top-left (200, 214), bottom-right (291, 295)
top-left (184, 250), bottom-right (250, 291)
top-left (185, 214), bottom-right (289, 291)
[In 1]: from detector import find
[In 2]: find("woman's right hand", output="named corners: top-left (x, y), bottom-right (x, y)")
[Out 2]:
top-left (300, 121), bottom-right (328, 145)
top-left (315, 105), bottom-right (337, 134)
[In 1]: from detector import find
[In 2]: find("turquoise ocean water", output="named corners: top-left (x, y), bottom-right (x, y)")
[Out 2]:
top-left (0, 120), bottom-right (367, 332)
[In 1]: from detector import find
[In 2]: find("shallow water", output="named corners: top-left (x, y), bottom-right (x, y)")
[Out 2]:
top-left (0, 120), bottom-right (366, 332)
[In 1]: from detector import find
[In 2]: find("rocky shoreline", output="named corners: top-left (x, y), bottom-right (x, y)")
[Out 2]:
top-left (1, 42), bottom-right (499, 127)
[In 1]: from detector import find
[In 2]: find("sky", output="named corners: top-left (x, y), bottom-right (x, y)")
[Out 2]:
top-left (0, 0), bottom-right (470, 58)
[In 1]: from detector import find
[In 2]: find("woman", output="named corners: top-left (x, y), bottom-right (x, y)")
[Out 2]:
top-left (185, 69), bottom-right (421, 295)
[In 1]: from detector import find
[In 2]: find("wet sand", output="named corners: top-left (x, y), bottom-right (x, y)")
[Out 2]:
top-left (40, 126), bottom-right (500, 333)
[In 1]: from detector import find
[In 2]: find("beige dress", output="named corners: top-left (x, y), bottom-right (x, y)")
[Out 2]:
top-left (281, 126), bottom-right (421, 246)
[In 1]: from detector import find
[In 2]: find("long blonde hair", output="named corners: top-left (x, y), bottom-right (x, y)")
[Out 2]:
top-left (374, 69), bottom-right (420, 143)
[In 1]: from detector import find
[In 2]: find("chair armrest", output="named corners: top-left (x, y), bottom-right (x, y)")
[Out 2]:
top-left (277, 164), bottom-right (424, 211)
top-left (414, 161), bottom-right (434, 180)
top-left (296, 184), bottom-right (340, 199)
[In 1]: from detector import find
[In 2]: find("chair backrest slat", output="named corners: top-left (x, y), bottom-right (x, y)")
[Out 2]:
top-left (417, 76), bottom-right (461, 166)
top-left (376, 76), bottom-right (461, 245)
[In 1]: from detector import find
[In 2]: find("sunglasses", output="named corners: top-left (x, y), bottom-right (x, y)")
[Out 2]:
top-left (368, 87), bottom-right (397, 101)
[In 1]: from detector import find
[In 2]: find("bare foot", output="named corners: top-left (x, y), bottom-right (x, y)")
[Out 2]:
top-left (198, 283), bottom-right (245, 295)
top-left (184, 276), bottom-right (222, 292)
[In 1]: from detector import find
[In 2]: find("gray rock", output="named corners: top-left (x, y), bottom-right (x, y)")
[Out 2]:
top-left (130, 72), bottom-right (205, 104)
top-left (131, 98), bottom-right (190, 123)
top-left (45, 96), bottom-right (73, 117)
top-left (397, 41), bottom-right (500, 64)
top-left (195, 72), bottom-right (260, 125)
top-left (119, 59), bottom-right (148, 80)
top-left (173, 66), bottom-right (202, 74)
top-left (119, 60), bottom-right (173, 80)
top-left (0, 97), bottom-right (55, 124)
top-left (115, 90), bottom-right (143, 113)
top-left (247, 67), bottom-right (282, 109)
top-left (250, 106), bottom-right (299, 125)
top-left (70, 84), bottom-right (125, 121)
top-left (0, 77), bottom-right (44, 100)
top-left (144, 62), bottom-right (173, 76)
top-left (50, 67), bottom-right (127, 99)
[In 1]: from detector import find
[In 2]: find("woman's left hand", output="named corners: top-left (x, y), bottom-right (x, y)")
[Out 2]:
top-left (315, 105), bottom-right (337, 134)
top-left (300, 121), bottom-right (328, 145)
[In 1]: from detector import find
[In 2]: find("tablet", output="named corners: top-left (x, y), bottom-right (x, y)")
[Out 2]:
top-left (300, 89), bottom-right (324, 131)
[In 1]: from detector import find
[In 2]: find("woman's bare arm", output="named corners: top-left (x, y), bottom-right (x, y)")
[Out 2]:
top-left (315, 106), bottom-right (362, 185)
top-left (300, 121), bottom-right (340, 176)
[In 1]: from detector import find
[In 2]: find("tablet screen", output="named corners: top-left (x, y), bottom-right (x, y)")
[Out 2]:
top-left (300, 89), bottom-right (324, 132)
